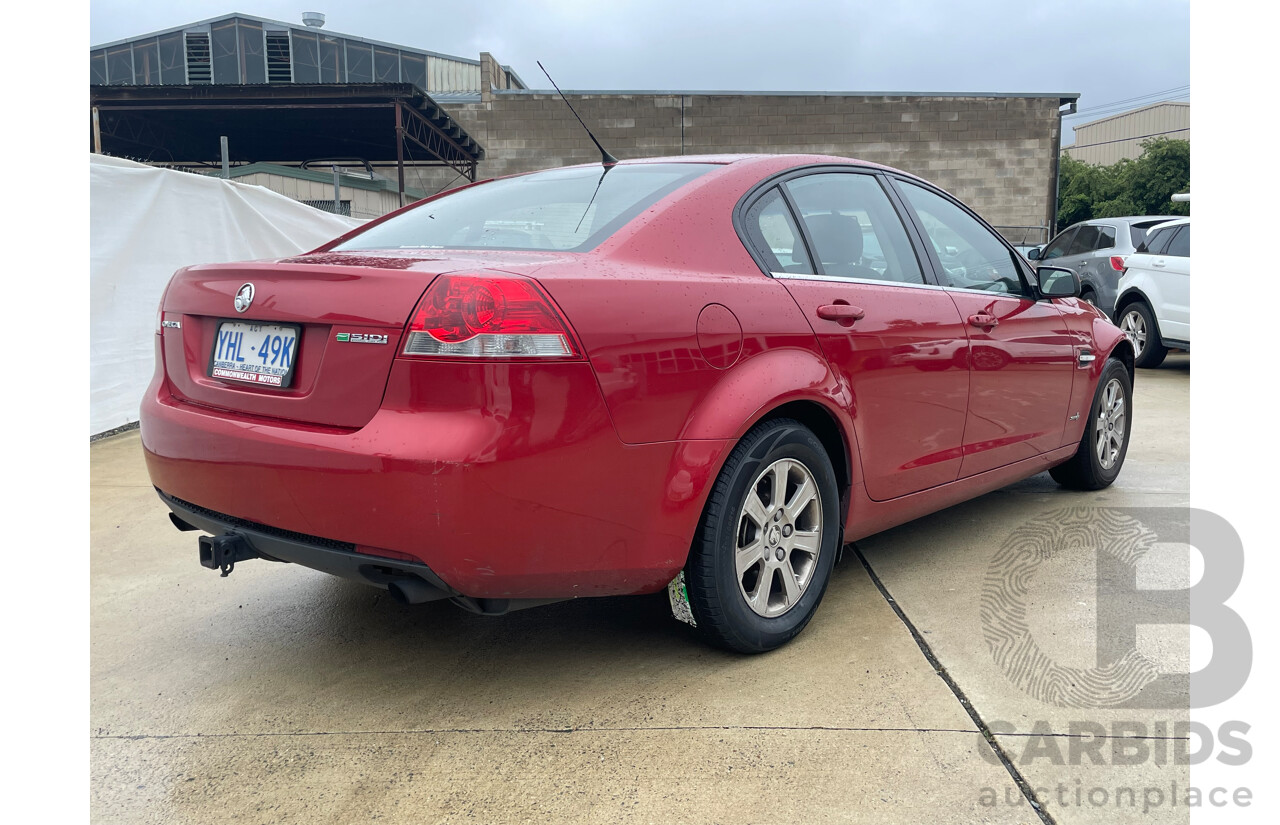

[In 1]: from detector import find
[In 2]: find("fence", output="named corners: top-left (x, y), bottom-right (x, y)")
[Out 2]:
top-left (993, 225), bottom-right (1051, 248)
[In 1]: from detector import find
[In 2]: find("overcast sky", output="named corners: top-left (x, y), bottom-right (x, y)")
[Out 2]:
top-left (89, 0), bottom-right (1190, 146)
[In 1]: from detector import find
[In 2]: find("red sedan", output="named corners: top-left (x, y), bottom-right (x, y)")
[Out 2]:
top-left (141, 154), bottom-right (1133, 653)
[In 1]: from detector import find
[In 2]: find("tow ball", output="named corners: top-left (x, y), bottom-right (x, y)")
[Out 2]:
top-left (198, 534), bottom-right (257, 577)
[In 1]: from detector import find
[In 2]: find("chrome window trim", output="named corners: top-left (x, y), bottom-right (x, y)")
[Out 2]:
top-left (770, 271), bottom-right (1036, 301)
top-left (770, 272), bottom-right (946, 291)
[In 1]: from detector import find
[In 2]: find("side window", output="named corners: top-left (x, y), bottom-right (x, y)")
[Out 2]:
top-left (1040, 228), bottom-right (1077, 260)
top-left (1130, 221), bottom-right (1166, 248)
top-left (1097, 226), bottom-right (1117, 250)
top-left (782, 173), bottom-right (924, 284)
top-left (1066, 225), bottom-right (1101, 256)
top-left (743, 187), bottom-right (814, 275)
top-left (1164, 225), bottom-right (1190, 257)
top-left (897, 180), bottom-right (1025, 295)
top-left (1139, 226), bottom-right (1175, 255)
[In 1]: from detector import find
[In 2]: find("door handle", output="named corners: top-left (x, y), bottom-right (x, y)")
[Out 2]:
top-left (1152, 260), bottom-right (1166, 268)
top-left (968, 313), bottom-right (998, 328)
top-left (816, 304), bottom-right (866, 322)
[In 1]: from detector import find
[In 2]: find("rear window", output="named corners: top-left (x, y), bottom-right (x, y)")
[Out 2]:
top-left (336, 163), bottom-right (719, 253)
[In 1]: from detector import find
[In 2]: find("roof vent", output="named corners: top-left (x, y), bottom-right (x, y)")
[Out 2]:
top-left (301, 12), bottom-right (326, 28)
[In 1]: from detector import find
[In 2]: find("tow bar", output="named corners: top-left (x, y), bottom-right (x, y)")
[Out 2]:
top-left (198, 534), bottom-right (257, 577)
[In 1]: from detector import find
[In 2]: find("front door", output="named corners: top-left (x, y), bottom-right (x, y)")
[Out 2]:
top-left (893, 178), bottom-right (1077, 477)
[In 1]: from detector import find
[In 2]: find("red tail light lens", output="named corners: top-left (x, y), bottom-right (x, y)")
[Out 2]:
top-left (1109, 256), bottom-right (1126, 272)
top-left (401, 274), bottom-right (580, 358)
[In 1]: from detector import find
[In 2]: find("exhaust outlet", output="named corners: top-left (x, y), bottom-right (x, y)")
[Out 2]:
top-left (169, 512), bottom-right (199, 532)
top-left (386, 577), bottom-right (447, 605)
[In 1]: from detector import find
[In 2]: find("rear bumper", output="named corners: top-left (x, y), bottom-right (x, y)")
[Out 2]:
top-left (160, 488), bottom-right (456, 593)
top-left (141, 356), bottom-right (731, 599)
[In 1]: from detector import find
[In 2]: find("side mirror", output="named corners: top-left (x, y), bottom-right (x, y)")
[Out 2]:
top-left (1037, 265), bottom-right (1080, 299)
top-left (1026, 247), bottom-right (1042, 261)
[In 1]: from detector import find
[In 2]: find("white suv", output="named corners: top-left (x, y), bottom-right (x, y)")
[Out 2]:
top-left (1114, 217), bottom-right (1190, 368)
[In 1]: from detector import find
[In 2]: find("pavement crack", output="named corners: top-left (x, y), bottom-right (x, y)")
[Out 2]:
top-left (996, 732), bottom-right (1190, 741)
top-left (94, 724), bottom-right (980, 741)
top-left (851, 542), bottom-right (1058, 825)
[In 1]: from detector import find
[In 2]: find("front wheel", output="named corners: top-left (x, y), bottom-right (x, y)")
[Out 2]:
top-left (684, 418), bottom-right (840, 653)
top-left (1049, 359), bottom-right (1132, 490)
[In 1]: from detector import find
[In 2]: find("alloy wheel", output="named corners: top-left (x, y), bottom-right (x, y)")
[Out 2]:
top-left (1095, 377), bottom-right (1127, 470)
top-left (1120, 309), bottom-right (1147, 355)
top-left (735, 458), bottom-right (823, 618)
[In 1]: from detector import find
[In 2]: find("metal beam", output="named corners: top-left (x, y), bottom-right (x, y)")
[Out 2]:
top-left (399, 102), bottom-right (479, 181)
top-left (395, 101), bottom-right (406, 208)
top-left (96, 110), bottom-right (177, 160)
top-left (95, 103), bottom-right (394, 111)
top-left (90, 83), bottom-right (484, 170)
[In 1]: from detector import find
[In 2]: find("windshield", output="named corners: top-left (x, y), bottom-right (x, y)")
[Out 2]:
top-left (336, 163), bottom-right (720, 253)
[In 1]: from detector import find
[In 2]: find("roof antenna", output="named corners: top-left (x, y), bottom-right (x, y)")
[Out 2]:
top-left (538, 61), bottom-right (618, 167)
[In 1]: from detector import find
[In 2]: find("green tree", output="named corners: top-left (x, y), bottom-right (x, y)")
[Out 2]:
top-left (1056, 138), bottom-right (1189, 231)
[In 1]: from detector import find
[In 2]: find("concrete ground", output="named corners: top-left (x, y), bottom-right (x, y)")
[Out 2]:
top-left (91, 355), bottom-right (1190, 824)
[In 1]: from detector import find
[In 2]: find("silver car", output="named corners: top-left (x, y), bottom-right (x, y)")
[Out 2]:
top-left (1028, 216), bottom-right (1175, 315)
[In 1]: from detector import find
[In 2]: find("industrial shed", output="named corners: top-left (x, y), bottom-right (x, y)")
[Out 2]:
top-left (1063, 100), bottom-right (1190, 166)
top-left (90, 12), bottom-right (1076, 237)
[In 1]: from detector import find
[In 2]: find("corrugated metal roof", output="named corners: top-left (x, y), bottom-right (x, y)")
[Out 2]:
top-left (1072, 100), bottom-right (1189, 131)
top-left (430, 92), bottom-right (483, 103)
top-left (90, 12), bottom-right (481, 66)
top-left (223, 162), bottom-right (426, 198)
top-left (492, 89), bottom-right (1079, 101)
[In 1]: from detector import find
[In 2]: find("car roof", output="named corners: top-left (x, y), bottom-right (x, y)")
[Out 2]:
top-left (1076, 216), bottom-right (1181, 226)
top-left (553, 153), bottom-right (928, 183)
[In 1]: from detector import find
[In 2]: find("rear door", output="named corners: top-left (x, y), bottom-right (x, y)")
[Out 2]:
top-left (742, 169), bottom-right (971, 501)
top-left (891, 177), bottom-right (1077, 477)
top-left (1153, 224), bottom-right (1192, 341)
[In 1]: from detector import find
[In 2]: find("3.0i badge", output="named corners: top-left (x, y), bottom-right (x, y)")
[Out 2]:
top-left (336, 332), bottom-right (389, 345)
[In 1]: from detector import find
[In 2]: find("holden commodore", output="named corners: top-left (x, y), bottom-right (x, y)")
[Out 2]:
top-left (141, 154), bottom-right (1133, 653)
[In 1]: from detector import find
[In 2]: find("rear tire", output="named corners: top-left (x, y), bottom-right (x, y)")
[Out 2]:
top-left (684, 418), bottom-right (840, 653)
top-left (1050, 359), bottom-right (1132, 490)
top-left (1118, 302), bottom-right (1167, 368)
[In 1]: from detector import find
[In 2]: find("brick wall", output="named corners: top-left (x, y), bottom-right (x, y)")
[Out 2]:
top-left (428, 89), bottom-right (1067, 233)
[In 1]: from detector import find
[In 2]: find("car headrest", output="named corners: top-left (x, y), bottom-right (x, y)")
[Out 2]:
top-left (804, 213), bottom-right (864, 265)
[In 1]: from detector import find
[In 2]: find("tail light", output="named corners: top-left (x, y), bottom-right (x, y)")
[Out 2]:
top-left (401, 274), bottom-right (580, 359)
top-left (1109, 256), bottom-right (1126, 272)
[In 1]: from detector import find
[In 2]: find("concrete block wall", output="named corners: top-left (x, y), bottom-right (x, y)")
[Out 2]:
top-left (431, 90), bottom-right (1066, 232)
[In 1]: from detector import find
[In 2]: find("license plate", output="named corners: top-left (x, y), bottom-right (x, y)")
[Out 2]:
top-left (208, 321), bottom-right (300, 388)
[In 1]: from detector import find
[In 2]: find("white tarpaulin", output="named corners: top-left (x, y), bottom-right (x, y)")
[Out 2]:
top-left (90, 154), bottom-right (363, 436)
